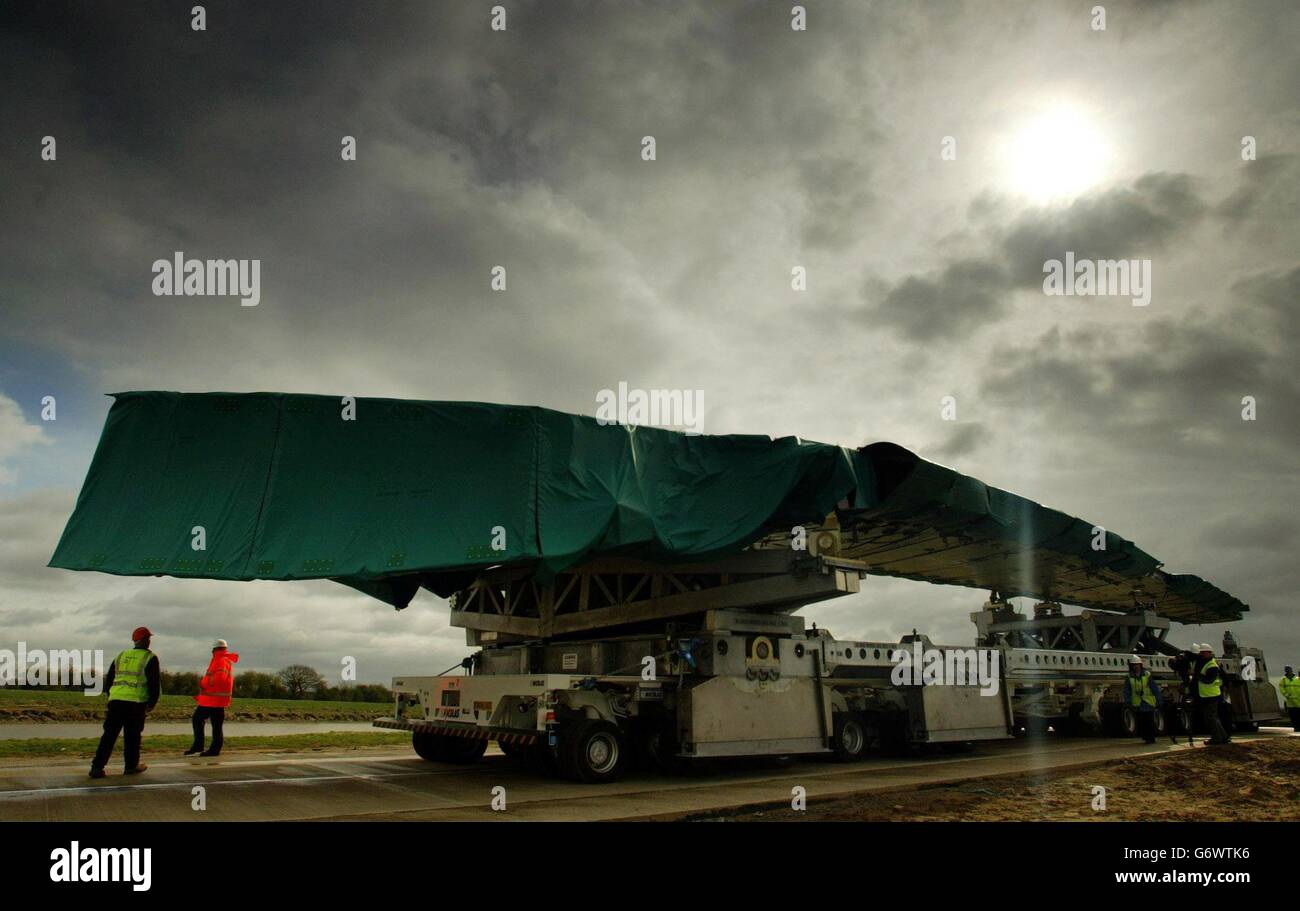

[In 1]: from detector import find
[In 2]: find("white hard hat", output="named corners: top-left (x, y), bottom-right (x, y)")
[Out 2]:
top-left (1128, 654), bottom-right (1143, 664)
top-left (213, 638), bottom-right (228, 649)
top-left (1197, 642), bottom-right (1213, 652)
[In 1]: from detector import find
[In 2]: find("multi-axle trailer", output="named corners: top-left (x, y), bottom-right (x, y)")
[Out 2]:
top-left (377, 550), bottom-right (1283, 782)
top-left (47, 393), bottom-right (1279, 782)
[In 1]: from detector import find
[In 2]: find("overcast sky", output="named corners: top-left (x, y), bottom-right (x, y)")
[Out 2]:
top-left (1, 1), bottom-right (1296, 686)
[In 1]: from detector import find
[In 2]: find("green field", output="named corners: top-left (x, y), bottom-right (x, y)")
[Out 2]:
top-left (0, 689), bottom-right (392, 723)
top-left (0, 730), bottom-right (410, 759)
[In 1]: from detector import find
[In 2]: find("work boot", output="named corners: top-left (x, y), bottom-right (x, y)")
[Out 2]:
top-left (88, 768), bottom-right (107, 779)
top-left (124, 764), bottom-right (149, 774)
top-left (199, 750), bottom-right (221, 757)
top-left (184, 745), bottom-right (203, 755)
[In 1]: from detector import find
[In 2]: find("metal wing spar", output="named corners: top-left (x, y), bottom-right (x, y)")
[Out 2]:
top-left (840, 443), bottom-right (1245, 623)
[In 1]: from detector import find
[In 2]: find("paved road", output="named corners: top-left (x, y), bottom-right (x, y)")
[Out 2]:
top-left (0, 730), bottom-right (1289, 822)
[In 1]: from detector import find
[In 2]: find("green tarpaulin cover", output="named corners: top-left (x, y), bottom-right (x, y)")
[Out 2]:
top-left (48, 392), bottom-right (1246, 622)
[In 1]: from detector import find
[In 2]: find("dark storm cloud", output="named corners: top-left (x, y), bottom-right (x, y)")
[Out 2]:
top-left (999, 173), bottom-right (1207, 287)
top-left (978, 298), bottom-right (1300, 457)
top-left (0, 0), bottom-right (902, 407)
top-left (925, 421), bottom-right (989, 461)
top-left (1215, 155), bottom-right (1296, 222)
top-left (865, 172), bottom-right (1213, 341)
top-left (1233, 266), bottom-right (1300, 348)
top-left (798, 156), bottom-right (875, 250)
top-left (874, 259), bottom-right (1009, 341)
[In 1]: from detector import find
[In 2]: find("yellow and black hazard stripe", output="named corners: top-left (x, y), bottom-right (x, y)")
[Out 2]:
top-left (374, 717), bottom-right (539, 745)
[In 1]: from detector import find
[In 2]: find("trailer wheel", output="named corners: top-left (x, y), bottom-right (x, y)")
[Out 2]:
top-left (1166, 704), bottom-right (1193, 735)
top-left (639, 726), bottom-right (687, 775)
top-left (1098, 704), bottom-right (1121, 736)
top-left (1023, 714), bottom-right (1055, 737)
top-left (501, 738), bottom-right (554, 771)
top-left (558, 720), bottom-right (626, 783)
top-left (1119, 706), bottom-right (1139, 737)
top-left (412, 732), bottom-right (444, 761)
top-left (440, 736), bottom-right (488, 764)
top-left (412, 732), bottom-right (486, 764)
top-left (1055, 709), bottom-right (1080, 737)
top-left (832, 713), bottom-right (868, 761)
top-left (1152, 708), bottom-right (1167, 736)
top-left (1218, 700), bottom-right (1237, 734)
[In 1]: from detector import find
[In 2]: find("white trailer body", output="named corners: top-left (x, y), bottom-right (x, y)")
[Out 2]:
top-left (379, 556), bottom-right (1282, 782)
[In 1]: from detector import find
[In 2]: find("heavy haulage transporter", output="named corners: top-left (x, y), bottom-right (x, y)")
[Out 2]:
top-left (50, 392), bottom-right (1283, 782)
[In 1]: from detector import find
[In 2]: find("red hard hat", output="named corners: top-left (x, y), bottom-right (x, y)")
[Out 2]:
top-left (131, 626), bottom-right (153, 642)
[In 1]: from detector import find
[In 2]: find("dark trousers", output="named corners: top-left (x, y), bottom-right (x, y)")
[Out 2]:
top-left (1135, 710), bottom-right (1157, 744)
top-left (92, 700), bottom-right (147, 770)
top-left (1288, 707), bottom-right (1300, 732)
top-left (1200, 697), bottom-right (1231, 743)
top-left (191, 706), bottom-right (225, 753)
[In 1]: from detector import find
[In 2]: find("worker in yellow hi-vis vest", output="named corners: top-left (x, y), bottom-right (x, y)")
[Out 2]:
top-left (1122, 655), bottom-right (1163, 744)
top-left (1280, 666), bottom-right (1300, 732)
top-left (90, 626), bottom-right (160, 778)
top-left (1191, 643), bottom-right (1232, 746)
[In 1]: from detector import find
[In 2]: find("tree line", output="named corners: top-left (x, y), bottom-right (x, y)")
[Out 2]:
top-left (158, 664), bottom-right (392, 703)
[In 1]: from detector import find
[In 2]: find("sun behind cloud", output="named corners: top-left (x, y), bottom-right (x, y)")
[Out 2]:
top-left (1002, 103), bottom-right (1113, 203)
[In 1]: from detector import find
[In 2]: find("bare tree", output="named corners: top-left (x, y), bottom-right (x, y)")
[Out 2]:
top-left (277, 664), bottom-right (326, 699)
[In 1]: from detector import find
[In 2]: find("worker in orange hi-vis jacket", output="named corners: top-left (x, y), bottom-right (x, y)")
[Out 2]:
top-left (187, 639), bottom-right (239, 757)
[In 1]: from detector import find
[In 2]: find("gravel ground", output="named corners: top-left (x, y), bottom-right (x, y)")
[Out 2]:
top-left (695, 735), bottom-right (1300, 822)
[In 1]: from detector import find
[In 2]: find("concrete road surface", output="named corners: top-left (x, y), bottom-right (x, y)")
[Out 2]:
top-left (0, 730), bottom-right (1288, 822)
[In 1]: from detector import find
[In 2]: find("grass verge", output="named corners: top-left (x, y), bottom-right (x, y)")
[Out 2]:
top-left (0, 689), bottom-right (390, 723)
top-left (0, 731), bottom-right (410, 759)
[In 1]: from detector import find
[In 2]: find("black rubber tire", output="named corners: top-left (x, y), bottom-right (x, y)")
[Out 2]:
top-left (1152, 708), bottom-right (1168, 735)
top-left (1165, 705), bottom-right (1192, 735)
top-left (1057, 706), bottom-right (1101, 737)
top-left (558, 719), bottom-right (627, 783)
top-left (1024, 714), bottom-right (1054, 737)
top-left (413, 732), bottom-right (486, 764)
top-left (1218, 701), bottom-right (1237, 734)
top-left (639, 725), bottom-right (687, 775)
top-left (501, 738), bottom-right (555, 771)
top-left (1119, 706), bottom-right (1139, 737)
top-left (1098, 704), bottom-right (1121, 736)
top-left (832, 712), bottom-right (869, 761)
top-left (412, 732), bottom-right (443, 762)
top-left (440, 735), bottom-right (488, 764)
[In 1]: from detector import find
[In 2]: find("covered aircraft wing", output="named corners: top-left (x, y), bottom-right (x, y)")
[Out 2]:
top-left (48, 392), bottom-right (1246, 622)
top-left (843, 443), bottom-right (1247, 624)
top-left (48, 392), bottom-right (867, 605)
